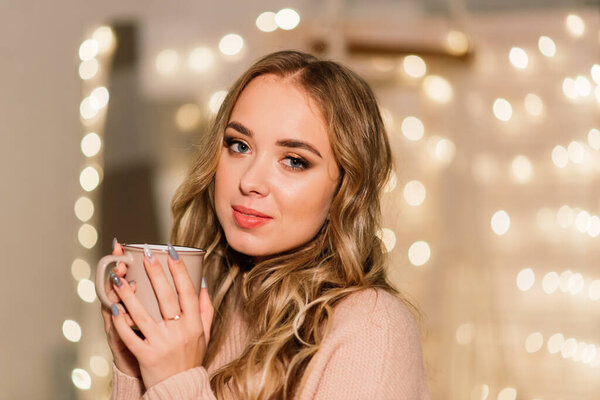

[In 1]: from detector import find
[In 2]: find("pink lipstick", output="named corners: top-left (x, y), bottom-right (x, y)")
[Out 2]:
top-left (232, 205), bottom-right (272, 229)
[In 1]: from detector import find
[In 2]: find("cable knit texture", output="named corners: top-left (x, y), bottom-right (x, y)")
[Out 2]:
top-left (110, 289), bottom-right (431, 399)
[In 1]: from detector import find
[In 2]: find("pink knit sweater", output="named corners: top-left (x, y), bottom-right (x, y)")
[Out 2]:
top-left (111, 289), bottom-right (431, 399)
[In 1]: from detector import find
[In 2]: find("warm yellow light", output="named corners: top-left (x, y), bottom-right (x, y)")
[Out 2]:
top-left (79, 97), bottom-right (97, 120)
top-left (74, 196), bottom-right (94, 222)
top-left (493, 98), bottom-right (512, 122)
top-left (208, 90), bottom-right (228, 114)
top-left (582, 344), bottom-right (598, 364)
top-left (77, 279), bottom-right (97, 303)
top-left (71, 258), bottom-right (91, 281)
top-left (524, 93), bottom-right (544, 116)
top-left (383, 170), bottom-right (397, 193)
top-left (591, 64), bottom-right (600, 85)
top-left (574, 210), bottom-right (591, 232)
top-left (427, 136), bottom-right (456, 164)
top-left (402, 55), bottom-right (426, 78)
top-left (542, 271), bottom-right (560, 294)
top-left (547, 333), bottom-right (564, 353)
top-left (562, 77), bottom-right (577, 99)
top-left (455, 322), bottom-right (474, 345)
top-left (79, 166), bottom-right (100, 192)
top-left (93, 26), bottom-right (116, 55)
top-left (567, 141), bottom-right (584, 164)
top-left (491, 210), bottom-right (510, 235)
top-left (497, 387), bottom-right (517, 400)
top-left (78, 224), bottom-right (98, 249)
top-left (551, 145), bottom-right (568, 168)
top-left (275, 8), bottom-right (300, 30)
top-left (71, 368), bottom-right (92, 390)
top-left (408, 241), bottom-right (431, 266)
top-left (445, 30), bottom-right (469, 55)
top-left (155, 49), bottom-right (179, 75)
top-left (188, 47), bottom-right (214, 72)
top-left (575, 75), bottom-right (591, 97)
top-left (471, 384), bottom-right (489, 400)
top-left (90, 356), bottom-right (110, 377)
top-left (63, 319), bottom-right (82, 342)
top-left (516, 268), bottom-right (535, 291)
top-left (509, 47), bottom-right (528, 69)
top-left (595, 86), bottom-right (600, 103)
top-left (556, 205), bottom-right (574, 228)
top-left (401, 116), bottom-right (424, 141)
top-left (511, 155), bottom-right (533, 184)
top-left (559, 270), bottom-right (573, 292)
top-left (588, 280), bottom-right (600, 300)
top-left (423, 75), bottom-right (453, 103)
top-left (567, 273), bottom-right (585, 295)
top-left (79, 59), bottom-right (99, 80)
top-left (587, 128), bottom-right (600, 150)
top-left (538, 36), bottom-right (556, 57)
top-left (525, 332), bottom-right (544, 353)
top-left (588, 215), bottom-right (600, 238)
top-left (562, 337), bottom-right (577, 358)
top-left (219, 33), bottom-right (244, 56)
top-left (79, 39), bottom-right (99, 61)
top-left (256, 11), bottom-right (278, 32)
top-left (175, 103), bottom-right (202, 131)
top-left (81, 132), bottom-right (102, 157)
top-left (403, 180), bottom-right (426, 206)
top-left (566, 14), bottom-right (585, 37)
top-left (376, 228), bottom-right (396, 252)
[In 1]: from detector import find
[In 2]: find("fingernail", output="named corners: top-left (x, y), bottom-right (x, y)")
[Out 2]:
top-left (128, 280), bottom-right (136, 286)
top-left (143, 244), bottom-right (154, 262)
top-left (112, 237), bottom-right (117, 251)
top-left (201, 277), bottom-right (207, 289)
top-left (111, 303), bottom-right (119, 316)
top-left (168, 243), bottom-right (179, 261)
top-left (110, 272), bottom-right (123, 288)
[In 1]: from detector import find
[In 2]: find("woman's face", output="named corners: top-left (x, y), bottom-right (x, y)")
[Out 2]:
top-left (214, 74), bottom-right (340, 257)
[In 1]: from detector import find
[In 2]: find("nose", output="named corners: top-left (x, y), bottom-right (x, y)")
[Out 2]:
top-left (239, 154), bottom-right (270, 197)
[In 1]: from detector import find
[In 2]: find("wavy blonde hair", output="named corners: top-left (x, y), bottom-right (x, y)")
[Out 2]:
top-left (170, 50), bottom-right (414, 399)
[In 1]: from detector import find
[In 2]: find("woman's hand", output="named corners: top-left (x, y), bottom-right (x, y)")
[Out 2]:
top-left (100, 239), bottom-right (141, 378)
top-left (109, 244), bottom-right (214, 389)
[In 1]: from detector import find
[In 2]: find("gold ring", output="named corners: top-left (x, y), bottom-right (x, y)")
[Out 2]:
top-left (165, 314), bottom-right (181, 321)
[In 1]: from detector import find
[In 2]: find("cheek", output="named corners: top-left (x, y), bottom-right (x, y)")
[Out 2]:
top-left (277, 174), bottom-right (336, 226)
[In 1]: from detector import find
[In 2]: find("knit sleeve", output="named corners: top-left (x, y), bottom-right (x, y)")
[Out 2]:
top-left (111, 363), bottom-right (144, 400)
top-left (297, 290), bottom-right (432, 400)
top-left (141, 366), bottom-right (216, 400)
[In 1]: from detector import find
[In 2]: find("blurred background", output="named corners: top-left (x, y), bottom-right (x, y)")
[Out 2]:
top-left (1, 0), bottom-right (599, 399)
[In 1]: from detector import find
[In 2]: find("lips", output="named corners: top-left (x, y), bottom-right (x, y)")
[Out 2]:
top-left (231, 205), bottom-right (272, 229)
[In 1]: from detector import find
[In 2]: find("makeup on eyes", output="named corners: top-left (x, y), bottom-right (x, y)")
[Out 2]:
top-left (223, 135), bottom-right (312, 171)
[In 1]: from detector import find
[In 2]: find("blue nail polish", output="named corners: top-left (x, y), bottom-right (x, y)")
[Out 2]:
top-left (111, 304), bottom-right (119, 316)
top-left (112, 237), bottom-right (117, 251)
top-left (143, 244), bottom-right (154, 262)
top-left (168, 243), bottom-right (179, 261)
top-left (128, 280), bottom-right (136, 286)
top-left (110, 272), bottom-right (123, 288)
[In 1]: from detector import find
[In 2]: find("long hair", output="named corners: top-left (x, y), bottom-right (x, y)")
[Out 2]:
top-left (170, 50), bottom-right (415, 399)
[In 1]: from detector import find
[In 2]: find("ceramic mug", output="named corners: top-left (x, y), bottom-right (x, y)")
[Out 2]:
top-left (95, 243), bottom-right (205, 323)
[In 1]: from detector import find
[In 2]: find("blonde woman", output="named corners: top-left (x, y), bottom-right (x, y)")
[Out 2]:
top-left (102, 50), bottom-right (431, 399)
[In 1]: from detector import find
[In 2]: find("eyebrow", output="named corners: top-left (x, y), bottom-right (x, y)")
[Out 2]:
top-left (226, 121), bottom-right (323, 158)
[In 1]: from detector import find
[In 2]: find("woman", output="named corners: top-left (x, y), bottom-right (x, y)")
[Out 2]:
top-left (102, 50), bottom-right (431, 399)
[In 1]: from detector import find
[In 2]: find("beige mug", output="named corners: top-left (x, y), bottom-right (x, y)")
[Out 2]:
top-left (95, 243), bottom-right (205, 323)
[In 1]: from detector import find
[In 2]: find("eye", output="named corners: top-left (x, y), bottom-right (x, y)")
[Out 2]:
top-left (282, 156), bottom-right (310, 171)
top-left (224, 137), bottom-right (250, 154)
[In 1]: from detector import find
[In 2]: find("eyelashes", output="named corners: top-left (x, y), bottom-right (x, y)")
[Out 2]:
top-left (223, 136), bottom-right (311, 171)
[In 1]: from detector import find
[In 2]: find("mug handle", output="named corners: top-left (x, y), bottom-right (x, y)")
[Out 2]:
top-left (95, 253), bottom-right (135, 308)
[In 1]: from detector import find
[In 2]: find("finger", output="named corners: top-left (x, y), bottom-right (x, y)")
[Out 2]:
top-left (105, 277), bottom-right (136, 303)
top-left (101, 303), bottom-right (135, 331)
top-left (111, 303), bottom-right (147, 355)
top-left (198, 282), bottom-right (214, 346)
top-left (111, 274), bottom-right (156, 337)
top-left (112, 240), bottom-right (127, 276)
top-left (166, 245), bottom-right (198, 316)
top-left (143, 247), bottom-right (181, 319)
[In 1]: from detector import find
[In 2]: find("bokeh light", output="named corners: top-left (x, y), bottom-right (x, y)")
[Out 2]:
top-left (77, 279), bottom-right (97, 303)
top-left (403, 180), bottom-right (426, 206)
top-left (78, 224), bottom-right (98, 249)
top-left (401, 116), bottom-right (425, 141)
top-left (71, 258), bottom-right (91, 281)
top-left (208, 90), bottom-right (227, 114)
top-left (511, 155), bottom-right (533, 184)
top-left (256, 11), bottom-right (278, 32)
top-left (79, 39), bottom-right (99, 61)
top-left (79, 166), bottom-right (100, 192)
top-left (551, 145), bottom-right (568, 168)
top-left (509, 47), bottom-right (528, 69)
top-left (402, 55), bottom-right (426, 78)
top-left (538, 36), bottom-right (556, 57)
top-left (79, 59), bottom-right (99, 80)
top-left (491, 210), bottom-right (510, 235)
top-left (155, 49), bottom-right (179, 75)
top-left (62, 320), bottom-right (82, 342)
top-left (497, 387), bottom-right (517, 400)
top-left (376, 228), bottom-right (397, 252)
top-left (175, 103), bottom-right (202, 131)
top-left (524, 93), bottom-right (543, 116)
top-left (71, 368), bottom-right (91, 390)
top-left (587, 128), bottom-right (600, 150)
top-left (219, 34), bottom-right (244, 56)
top-left (408, 241), bottom-right (431, 266)
top-left (566, 14), bottom-right (585, 37)
top-left (90, 355), bottom-right (110, 377)
top-left (188, 47), bottom-right (214, 72)
top-left (525, 332), bottom-right (544, 353)
top-left (81, 132), bottom-right (102, 157)
top-left (542, 271), bottom-right (560, 294)
top-left (493, 98), bottom-right (512, 122)
top-left (516, 268), bottom-right (535, 291)
top-left (74, 196), bottom-right (94, 222)
top-left (445, 30), bottom-right (469, 55)
top-left (275, 8), bottom-right (300, 30)
top-left (423, 75), bottom-right (453, 103)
